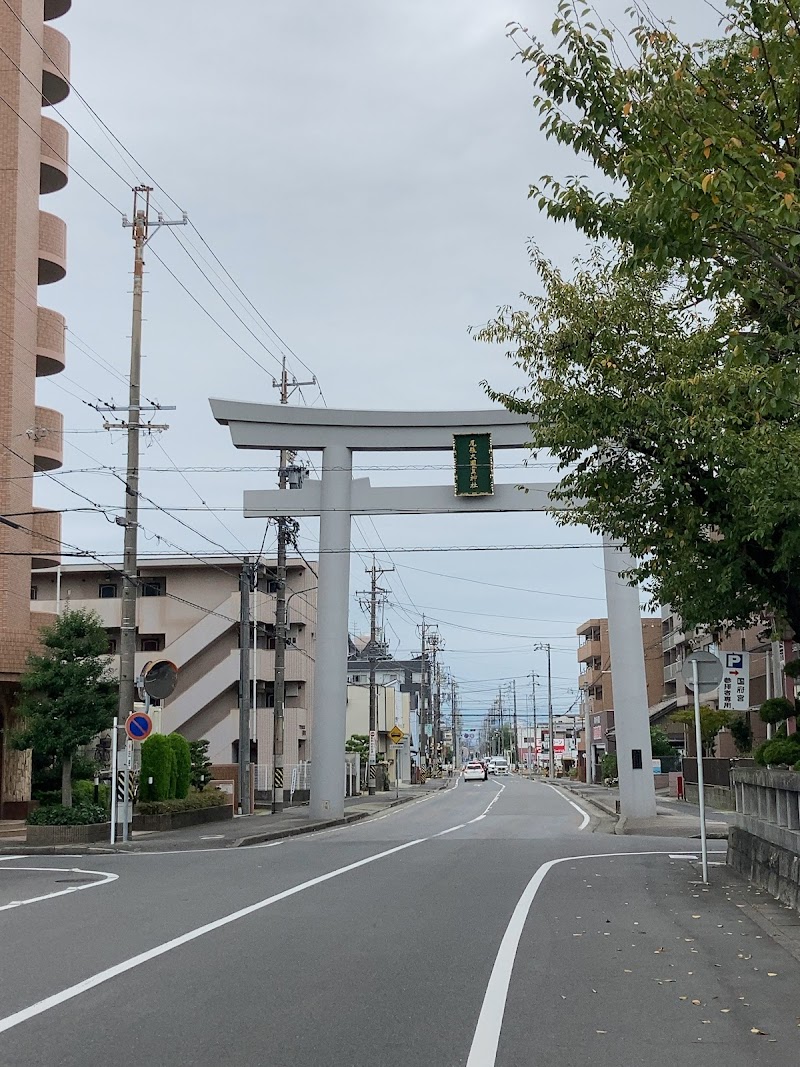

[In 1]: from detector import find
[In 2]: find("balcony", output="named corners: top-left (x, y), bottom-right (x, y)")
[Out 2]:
top-left (664, 660), bottom-right (681, 682)
top-left (32, 405), bottom-right (63, 470)
top-left (44, 0), bottom-right (72, 20)
top-left (42, 25), bottom-right (70, 106)
top-left (30, 508), bottom-right (61, 569)
top-left (38, 211), bottom-right (66, 284)
top-left (36, 306), bottom-right (66, 376)
top-left (577, 638), bottom-right (602, 664)
top-left (40, 117), bottom-right (68, 194)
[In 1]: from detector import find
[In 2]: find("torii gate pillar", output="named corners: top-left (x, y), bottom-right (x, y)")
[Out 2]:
top-left (211, 401), bottom-right (656, 824)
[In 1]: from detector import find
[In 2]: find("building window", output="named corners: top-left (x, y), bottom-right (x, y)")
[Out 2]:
top-left (139, 636), bottom-right (164, 653)
top-left (140, 577), bottom-right (165, 597)
top-left (255, 682), bottom-right (274, 709)
top-left (30, 585), bottom-right (38, 601)
top-left (99, 583), bottom-right (118, 599)
top-left (107, 638), bottom-right (117, 654)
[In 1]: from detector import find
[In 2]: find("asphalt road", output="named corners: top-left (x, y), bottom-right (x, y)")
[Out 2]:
top-left (0, 776), bottom-right (798, 1066)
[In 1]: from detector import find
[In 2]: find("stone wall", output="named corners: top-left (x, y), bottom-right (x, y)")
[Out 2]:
top-left (685, 782), bottom-right (735, 810)
top-left (727, 825), bottom-right (800, 912)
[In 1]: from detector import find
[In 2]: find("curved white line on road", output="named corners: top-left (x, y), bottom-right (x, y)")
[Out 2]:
top-left (465, 848), bottom-right (727, 1067)
top-left (0, 867), bottom-right (118, 912)
top-left (542, 782), bottom-right (591, 830)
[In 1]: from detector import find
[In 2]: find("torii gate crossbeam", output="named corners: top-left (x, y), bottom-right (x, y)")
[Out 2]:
top-left (211, 400), bottom-right (657, 824)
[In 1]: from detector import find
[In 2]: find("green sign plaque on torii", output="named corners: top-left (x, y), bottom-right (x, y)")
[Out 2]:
top-left (454, 432), bottom-right (493, 497)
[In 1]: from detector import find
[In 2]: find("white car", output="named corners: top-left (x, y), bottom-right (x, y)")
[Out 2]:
top-left (463, 761), bottom-right (486, 782)
top-left (488, 758), bottom-right (510, 775)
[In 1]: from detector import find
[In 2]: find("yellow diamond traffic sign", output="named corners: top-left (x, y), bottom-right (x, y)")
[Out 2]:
top-left (388, 725), bottom-right (405, 744)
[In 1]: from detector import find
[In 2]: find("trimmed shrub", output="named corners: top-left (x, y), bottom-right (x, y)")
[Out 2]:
top-left (754, 735), bottom-right (800, 768)
top-left (167, 733), bottom-right (191, 799)
top-left (140, 734), bottom-right (173, 801)
top-left (759, 697), bottom-right (794, 725)
top-left (72, 779), bottom-right (110, 810)
top-left (27, 803), bottom-right (106, 826)
top-left (135, 789), bottom-right (228, 816)
top-left (600, 752), bottom-right (617, 780)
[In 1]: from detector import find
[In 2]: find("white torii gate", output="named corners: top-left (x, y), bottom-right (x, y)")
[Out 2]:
top-left (211, 401), bottom-right (657, 824)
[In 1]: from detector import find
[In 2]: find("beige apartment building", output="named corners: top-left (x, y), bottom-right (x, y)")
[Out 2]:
top-left (0, 1), bottom-right (71, 817)
top-left (30, 557), bottom-right (317, 769)
top-left (577, 616), bottom-right (664, 776)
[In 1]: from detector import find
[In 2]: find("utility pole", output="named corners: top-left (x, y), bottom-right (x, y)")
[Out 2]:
top-left (418, 617), bottom-right (428, 772)
top-left (451, 675), bottom-right (459, 771)
top-left (428, 630), bottom-right (443, 771)
top-left (270, 356), bottom-right (314, 813)
top-left (239, 556), bottom-right (255, 814)
top-left (113, 187), bottom-right (185, 739)
top-left (358, 557), bottom-right (393, 794)
top-left (530, 673), bottom-right (538, 776)
top-left (534, 644), bottom-right (554, 778)
top-left (512, 678), bottom-right (519, 770)
top-left (498, 688), bottom-right (505, 757)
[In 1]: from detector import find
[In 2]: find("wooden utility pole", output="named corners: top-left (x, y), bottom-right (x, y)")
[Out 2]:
top-left (112, 187), bottom-right (184, 756)
top-left (359, 557), bottom-right (392, 794)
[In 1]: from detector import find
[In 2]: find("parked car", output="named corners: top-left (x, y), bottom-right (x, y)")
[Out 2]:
top-left (463, 761), bottom-right (487, 782)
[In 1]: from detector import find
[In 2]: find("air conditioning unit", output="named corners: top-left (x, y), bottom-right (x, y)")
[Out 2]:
top-left (285, 682), bottom-right (300, 698)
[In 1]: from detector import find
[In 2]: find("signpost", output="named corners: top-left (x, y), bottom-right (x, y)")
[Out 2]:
top-left (388, 724), bottom-right (404, 745)
top-left (720, 652), bottom-right (750, 711)
top-left (125, 711), bottom-right (153, 742)
top-left (453, 433), bottom-right (493, 497)
top-left (681, 650), bottom-right (724, 884)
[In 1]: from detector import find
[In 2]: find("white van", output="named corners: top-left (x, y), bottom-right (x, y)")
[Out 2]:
top-left (488, 757), bottom-right (510, 775)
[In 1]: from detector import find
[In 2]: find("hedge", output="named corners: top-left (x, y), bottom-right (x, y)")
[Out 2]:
top-left (140, 734), bottom-right (173, 801)
top-left (135, 790), bottom-right (228, 816)
top-left (27, 803), bottom-right (107, 826)
top-left (167, 733), bottom-right (191, 800)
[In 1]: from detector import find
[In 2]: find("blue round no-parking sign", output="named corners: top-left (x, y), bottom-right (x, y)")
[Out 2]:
top-left (125, 712), bottom-right (153, 742)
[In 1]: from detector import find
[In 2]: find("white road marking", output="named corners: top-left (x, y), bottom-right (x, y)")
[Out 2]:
top-left (0, 867), bottom-right (118, 913)
top-left (0, 856), bottom-right (23, 863)
top-left (0, 835), bottom-right (435, 1036)
top-left (467, 780), bottom-right (505, 824)
top-left (542, 783), bottom-right (591, 830)
top-left (465, 848), bottom-right (728, 1067)
top-left (670, 853), bottom-right (698, 860)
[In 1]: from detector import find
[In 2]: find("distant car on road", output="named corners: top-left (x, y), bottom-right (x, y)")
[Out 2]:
top-left (463, 761), bottom-right (487, 782)
top-left (488, 758), bottom-right (510, 775)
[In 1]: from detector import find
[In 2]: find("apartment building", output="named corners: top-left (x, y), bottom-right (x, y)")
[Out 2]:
top-left (577, 616), bottom-right (664, 777)
top-left (30, 556), bottom-right (316, 767)
top-left (661, 608), bottom-right (773, 757)
top-left (0, 0), bottom-right (72, 817)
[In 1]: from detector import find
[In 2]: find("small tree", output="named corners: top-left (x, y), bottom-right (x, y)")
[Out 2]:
top-left (345, 734), bottom-right (370, 762)
top-left (671, 705), bottom-right (734, 757)
top-left (12, 610), bottom-right (117, 807)
top-left (650, 727), bottom-right (679, 772)
top-left (729, 714), bottom-right (754, 756)
top-left (189, 739), bottom-right (213, 791)
top-left (759, 697), bottom-right (794, 726)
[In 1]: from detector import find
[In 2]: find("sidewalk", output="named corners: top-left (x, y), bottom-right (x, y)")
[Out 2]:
top-left (554, 779), bottom-right (732, 838)
top-left (0, 780), bottom-right (452, 856)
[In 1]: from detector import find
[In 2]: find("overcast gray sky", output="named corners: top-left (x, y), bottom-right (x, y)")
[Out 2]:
top-left (35, 0), bottom-right (722, 729)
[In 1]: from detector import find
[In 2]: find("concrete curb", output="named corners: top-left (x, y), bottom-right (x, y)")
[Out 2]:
top-left (0, 792), bottom-right (423, 856)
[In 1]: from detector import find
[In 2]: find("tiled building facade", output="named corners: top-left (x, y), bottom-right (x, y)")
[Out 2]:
top-left (0, 0), bottom-right (70, 817)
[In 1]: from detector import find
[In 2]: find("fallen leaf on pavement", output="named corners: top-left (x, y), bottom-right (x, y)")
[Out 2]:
top-left (767, 972), bottom-right (777, 977)
top-left (751, 1028), bottom-right (767, 1035)
top-left (692, 999), bottom-right (701, 1005)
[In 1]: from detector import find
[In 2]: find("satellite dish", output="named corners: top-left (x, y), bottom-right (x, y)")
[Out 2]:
top-left (142, 659), bottom-right (179, 700)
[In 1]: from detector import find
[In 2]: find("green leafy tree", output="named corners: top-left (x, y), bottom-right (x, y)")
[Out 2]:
top-left (189, 739), bottom-right (213, 791)
top-left (755, 734), bottom-right (800, 766)
top-left (11, 610), bottom-right (117, 807)
top-left (671, 704), bottom-right (734, 756)
top-left (345, 734), bottom-right (370, 762)
top-left (729, 714), bottom-right (754, 754)
top-left (650, 726), bottom-right (679, 771)
top-left (759, 696), bottom-right (795, 724)
top-left (479, 1), bottom-right (800, 634)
